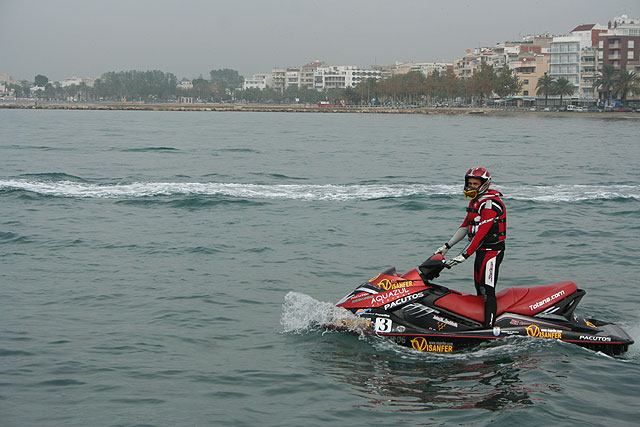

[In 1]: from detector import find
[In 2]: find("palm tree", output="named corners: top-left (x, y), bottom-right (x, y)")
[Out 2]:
top-left (553, 77), bottom-right (576, 107)
top-left (536, 74), bottom-right (555, 107)
top-left (592, 64), bottom-right (617, 100)
top-left (611, 70), bottom-right (640, 106)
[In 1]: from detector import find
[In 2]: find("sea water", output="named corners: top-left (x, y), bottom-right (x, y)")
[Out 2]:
top-left (1, 109), bottom-right (639, 426)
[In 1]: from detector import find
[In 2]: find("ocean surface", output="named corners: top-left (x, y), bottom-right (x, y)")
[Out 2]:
top-left (1, 109), bottom-right (639, 426)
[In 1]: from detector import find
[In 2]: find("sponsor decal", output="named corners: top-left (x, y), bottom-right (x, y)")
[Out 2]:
top-left (376, 279), bottom-right (414, 291)
top-left (371, 288), bottom-right (411, 306)
top-left (493, 327), bottom-right (501, 337)
top-left (396, 325), bottom-right (406, 333)
top-left (437, 322), bottom-right (446, 331)
top-left (433, 315), bottom-right (458, 328)
top-left (579, 335), bottom-right (611, 342)
top-left (525, 325), bottom-right (562, 339)
top-left (351, 292), bottom-right (375, 303)
top-left (355, 308), bottom-right (371, 316)
top-left (584, 319), bottom-right (596, 328)
top-left (529, 290), bottom-right (566, 311)
top-left (510, 319), bottom-right (532, 326)
top-left (374, 317), bottom-right (393, 333)
top-left (410, 337), bottom-right (454, 353)
top-left (383, 292), bottom-right (424, 310)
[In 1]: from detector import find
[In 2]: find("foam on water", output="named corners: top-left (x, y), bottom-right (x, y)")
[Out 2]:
top-left (2, 179), bottom-right (639, 202)
top-left (280, 291), bottom-right (359, 333)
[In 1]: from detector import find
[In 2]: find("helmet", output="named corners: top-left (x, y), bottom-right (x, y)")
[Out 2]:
top-left (463, 167), bottom-right (491, 199)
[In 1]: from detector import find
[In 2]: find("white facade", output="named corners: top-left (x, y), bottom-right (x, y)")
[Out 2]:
top-left (550, 29), bottom-right (603, 99)
top-left (285, 69), bottom-right (300, 89)
top-left (549, 36), bottom-right (582, 90)
top-left (177, 80), bottom-right (193, 90)
top-left (60, 76), bottom-right (95, 88)
top-left (454, 47), bottom-right (498, 78)
top-left (271, 68), bottom-right (286, 92)
top-left (410, 62), bottom-right (452, 76)
top-left (242, 74), bottom-right (273, 90)
top-left (314, 66), bottom-right (381, 90)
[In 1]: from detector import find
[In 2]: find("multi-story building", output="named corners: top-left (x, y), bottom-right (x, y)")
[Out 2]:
top-left (177, 80), bottom-right (193, 90)
top-left (285, 68), bottom-right (300, 90)
top-left (242, 74), bottom-right (273, 90)
top-left (271, 68), bottom-right (286, 93)
top-left (580, 46), bottom-right (598, 100)
top-left (314, 66), bottom-right (381, 90)
top-left (299, 61), bottom-right (327, 90)
top-left (454, 47), bottom-right (497, 79)
top-left (511, 54), bottom-right (550, 104)
top-left (410, 62), bottom-right (453, 77)
top-left (314, 66), bottom-right (347, 90)
top-left (60, 76), bottom-right (96, 88)
top-left (0, 73), bottom-right (20, 85)
top-left (549, 36), bottom-right (582, 92)
top-left (493, 42), bottom-right (521, 69)
top-left (549, 24), bottom-right (605, 101)
top-left (598, 18), bottom-right (640, 72)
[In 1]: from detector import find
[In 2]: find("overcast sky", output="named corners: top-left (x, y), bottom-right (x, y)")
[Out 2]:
top-left (1, 0), bottom-right (638, 81)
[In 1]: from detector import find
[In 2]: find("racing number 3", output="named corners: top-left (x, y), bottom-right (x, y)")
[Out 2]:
top-left (375, 317), bottom-right (392, 333)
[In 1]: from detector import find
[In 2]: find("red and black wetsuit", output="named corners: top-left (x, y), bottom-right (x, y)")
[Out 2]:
top-left (451, 189), bottom-right (507, 327)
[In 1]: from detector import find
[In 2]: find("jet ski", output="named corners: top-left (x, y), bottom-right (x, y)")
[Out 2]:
top-left (325, 254), bottom-right (634, 355)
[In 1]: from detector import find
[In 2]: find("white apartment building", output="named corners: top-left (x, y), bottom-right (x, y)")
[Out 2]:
top-left (580, 46), bottom-right (597, 100)
top-left (314, 66), bottom-right (381, 90)
top-left (454, 47), bottom-right (497, 78)
top-left (549, 37), bottom-right (585, 97)
top-left (285, 69), bottom-right (300, 89)
top-left (242, 74), bottom-right (273, 90)
top-left (271, 68), bottom-right (287, 92)
top-left (410, 62), bottom-right (452, 76)
top-left (60, 76), bottom-right (95, 88)
top-left (177, 80), bottom-right (193, 90)
top-left (549, 24), bottom-right (605, 100)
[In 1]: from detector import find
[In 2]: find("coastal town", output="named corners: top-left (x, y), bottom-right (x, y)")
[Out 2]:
top-left (1, 13), bottom-right (639, 112)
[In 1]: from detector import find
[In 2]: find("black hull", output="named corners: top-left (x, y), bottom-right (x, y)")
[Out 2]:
top-left (324, 318), bottom-right (634, 356)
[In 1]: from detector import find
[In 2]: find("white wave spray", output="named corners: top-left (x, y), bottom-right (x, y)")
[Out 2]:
top-left (280, 291), bottom-right (357, 334)
top-left (1, 179), bottom-right (639, 202)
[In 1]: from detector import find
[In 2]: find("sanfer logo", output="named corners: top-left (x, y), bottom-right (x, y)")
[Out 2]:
top-left (411, 337), bottom-right (429, 351)
top-left (377, 279), bottom-right (413, 291)
top-left (526, 324), bottom-right (562, 339)
top-left (526, 325), bottom-right (541, 337)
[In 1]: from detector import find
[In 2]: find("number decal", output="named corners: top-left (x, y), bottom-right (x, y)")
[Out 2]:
top-left (375, 317), bottom-right (392, 333)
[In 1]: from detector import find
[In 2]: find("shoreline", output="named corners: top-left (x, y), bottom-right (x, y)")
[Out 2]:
top-left (1, 100), bottom-right (639, 119)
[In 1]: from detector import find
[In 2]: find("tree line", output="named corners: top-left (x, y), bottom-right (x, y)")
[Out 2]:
top-left (591, 65), bottom-right (640, 105)
top-left (11, 63), bottom-right (521, 105)
top-left (11, 63), bottom-right (639, 105)
top-left (241, 63), bottom-right (522, 106)
top-left (535, 65), bottom-right (640, 107)
top-left (8, 69), bottom-right (245, 102)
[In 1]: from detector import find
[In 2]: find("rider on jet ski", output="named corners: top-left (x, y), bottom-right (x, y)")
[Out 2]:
top-left (435, 167), bottom-right (507, 328)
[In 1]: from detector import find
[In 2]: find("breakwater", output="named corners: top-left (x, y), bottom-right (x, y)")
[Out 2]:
top-left (2, 101), bottom-right (637, 118)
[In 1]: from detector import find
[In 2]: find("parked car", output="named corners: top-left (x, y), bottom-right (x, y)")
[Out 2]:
top-left (612, 106), bottom-right (633, 112)
top-left (587, 106), bottom-right (603, 112)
